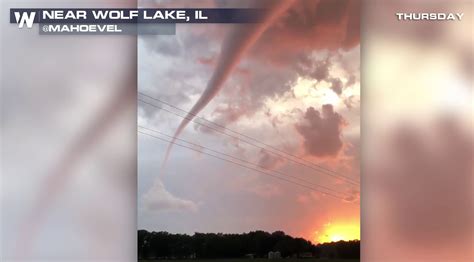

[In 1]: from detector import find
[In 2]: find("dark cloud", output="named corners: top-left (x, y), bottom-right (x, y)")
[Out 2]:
top-left (313, 63), bottom-right (330, 81)
top-left (296, 55), bottom-right (330, 81)
top-left (329, 78), bottom-right (343, 95)
top-left (296, 53), bottom-right (354, 97)
top-left (295, 104), bottom-right (346, 158)
top-left (252, 0), bottom-right (360, 65)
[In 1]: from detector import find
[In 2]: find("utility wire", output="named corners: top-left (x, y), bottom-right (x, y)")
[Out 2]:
top-left (139, 91), bottom-right (359, 184)
top-left (138, 95), bottom-right (359, 186)
top-left (139, 125), bottom-right (350, 198)
top-left (138, 130), bottom-right (352, 201)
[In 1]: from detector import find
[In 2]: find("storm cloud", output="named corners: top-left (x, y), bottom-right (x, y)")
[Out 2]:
top-left (295, 104), bottom-right (346, 158)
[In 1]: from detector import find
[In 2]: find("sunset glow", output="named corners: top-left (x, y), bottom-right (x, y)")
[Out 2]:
top-left (314, 222), bottom-right (360, 244)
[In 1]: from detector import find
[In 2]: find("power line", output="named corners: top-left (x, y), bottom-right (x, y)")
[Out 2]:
top-left (138, 97), bottom-right (359, 186)
top-left (138, 94), bottom-right (360, 186)
top-left (138, 130), bottom-right (351, 201)
top-left (139, 91), bottom-right (358, 183)
top-left (139, 125), bottom-right (350, 198)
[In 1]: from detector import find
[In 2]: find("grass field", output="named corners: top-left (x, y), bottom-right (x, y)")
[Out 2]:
top-left (139, 259), bottom-right (359, 262)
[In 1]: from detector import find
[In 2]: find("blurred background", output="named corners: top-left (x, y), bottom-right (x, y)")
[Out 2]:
top-left (1, 0), bottom-right (137, 261)
top-left (362, 0), bottom-right (473, 261)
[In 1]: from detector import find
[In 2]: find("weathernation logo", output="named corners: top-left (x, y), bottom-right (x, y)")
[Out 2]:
top-left (13, 11), bottom-right (36, 28)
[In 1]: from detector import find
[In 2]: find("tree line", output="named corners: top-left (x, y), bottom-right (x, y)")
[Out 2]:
top-left (138, 230), bottom-right (359, 260)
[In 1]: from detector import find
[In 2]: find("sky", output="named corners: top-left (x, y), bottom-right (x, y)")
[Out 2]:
top-left (137, 0), bottom-right (360, 244)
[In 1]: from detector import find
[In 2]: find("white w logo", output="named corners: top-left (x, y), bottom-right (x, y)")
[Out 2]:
top-left (14, 11), bottom-right (36, 28)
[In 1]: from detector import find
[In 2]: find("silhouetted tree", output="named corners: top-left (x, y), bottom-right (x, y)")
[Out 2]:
top-left (138, 230), bottom-right (359, 259)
